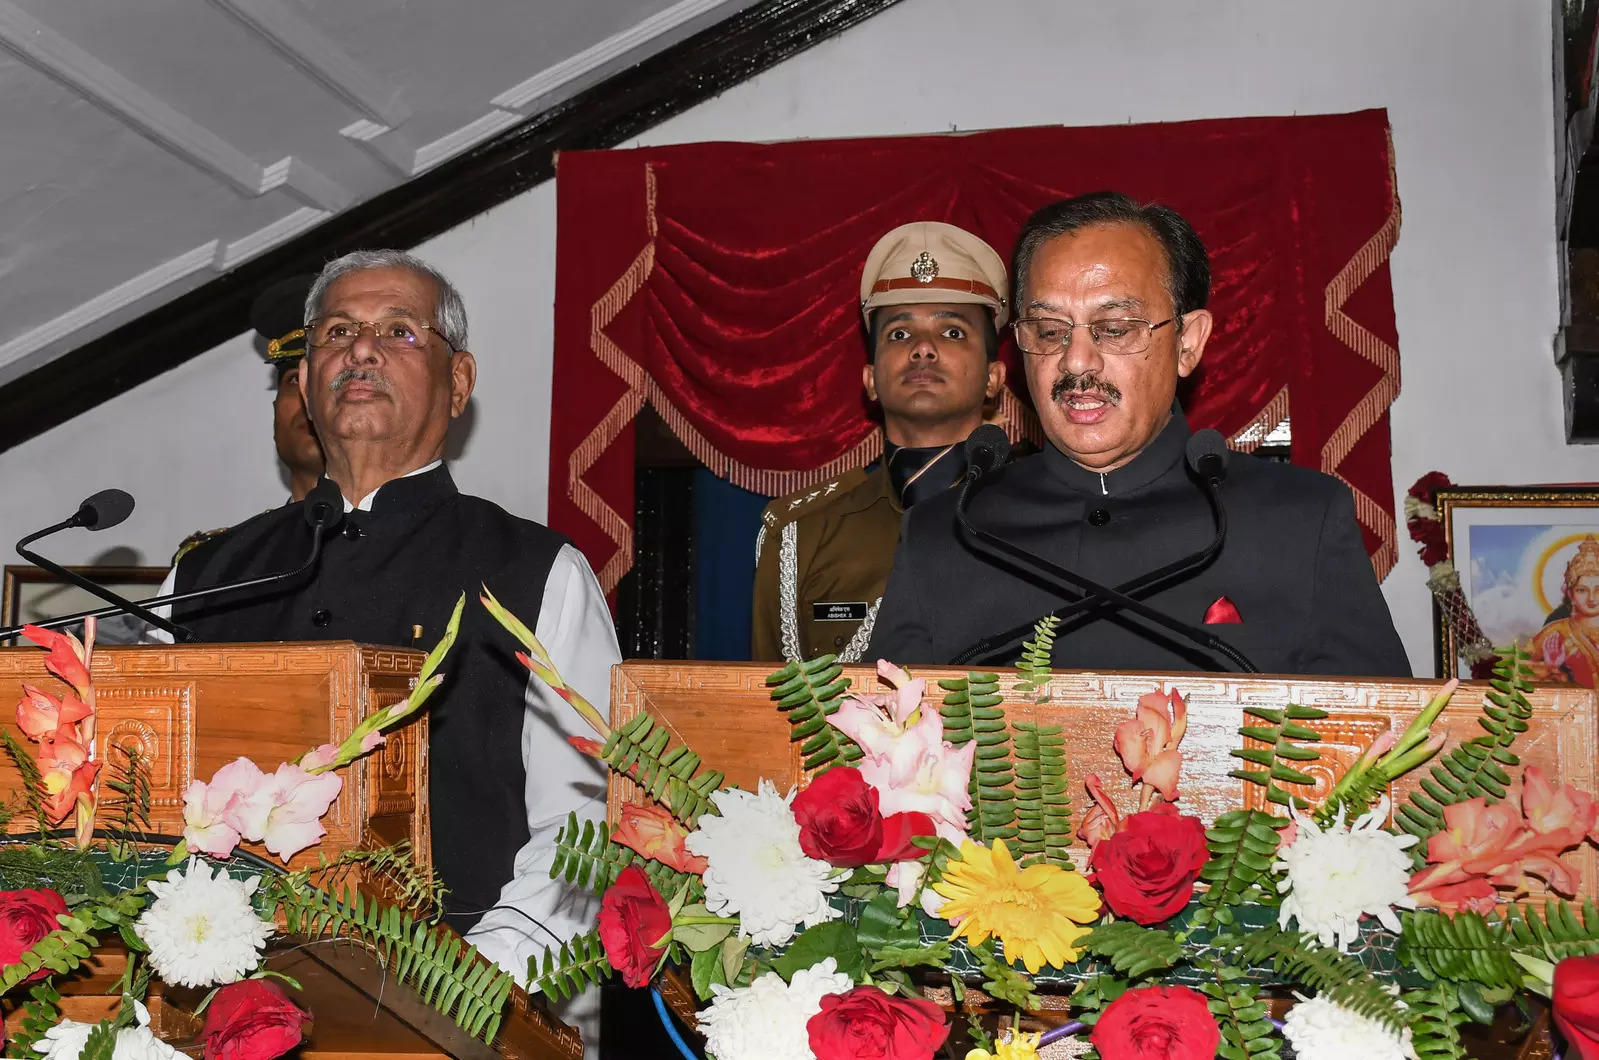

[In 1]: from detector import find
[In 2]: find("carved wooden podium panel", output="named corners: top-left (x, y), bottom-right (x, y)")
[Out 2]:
top-left (0, 642), bottom-right (428, 873)
top-left (0, 642), bottom-right (583, 1059)
top-left (610, 662), bottom-right (1599, 899)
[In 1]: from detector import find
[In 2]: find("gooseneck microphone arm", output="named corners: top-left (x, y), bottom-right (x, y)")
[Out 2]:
top-left (951, 457), bottom-right (1230, 666)
top-left (952, 431), bottom-right (1259, 674)
top-left (0, 481), bottom-right (344, 641)
top-left (11, 491), bottom-right (192, 643)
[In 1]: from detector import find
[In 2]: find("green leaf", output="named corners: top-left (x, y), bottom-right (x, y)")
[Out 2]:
top-left (974, 940), bottom-right (1038, 1012)
top-left (772, 921), bottom-right (864, 983)
top-left (720, 935), bottom-right (751, 986)
top-left (690, 942), bottom-right (728, 999)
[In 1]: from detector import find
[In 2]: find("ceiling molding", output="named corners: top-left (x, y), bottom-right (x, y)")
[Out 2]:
top-left (412, 109), bottom-right (526, 174)
top-left (217, 207), bottom-right (331, 271)
top-left (491, 0), bottom-right (732, 112)
top-left (209, 0), bottom-right (410, 127)
top-left (0, 0), bottom-right (905, 453)
top-left (0, 1), bottom-right (349, 207)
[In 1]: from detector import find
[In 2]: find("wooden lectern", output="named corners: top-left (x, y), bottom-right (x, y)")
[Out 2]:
top-left (0, 642), bottom-right (583, 1060)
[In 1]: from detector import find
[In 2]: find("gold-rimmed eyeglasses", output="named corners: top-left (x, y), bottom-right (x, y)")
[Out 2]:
top-left (1012, 316), bottom-right (1176, 357)
top-left (305, 317), bottom-right (459, 354)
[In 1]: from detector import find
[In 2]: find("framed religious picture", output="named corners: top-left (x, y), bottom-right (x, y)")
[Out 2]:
top-left (1, 565), bottom-right (167, 646)
top-left (1433, 486), bottom-right (1599, 685)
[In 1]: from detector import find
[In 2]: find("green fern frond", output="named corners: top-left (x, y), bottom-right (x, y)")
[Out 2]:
top-left (79, 1022), bottom-right (117, 1060)
top-left (285, 842), bottom-right (448, 922)
top-left (974, 939), bottom-right (1039, 1012)
top-left (549, 813), bottom-right (699, 899)
top-left (1, 729), bottom-right (51, 836)
top-left (1013, 616), bottom-right (1059, 700)
top-left (769, 656), bottom-right (861, 772)
top-left (1077, 921), bottom-right (1183, 979)
top-left (1231, 926), bottom-right (1406, 1029)
top-left (1395, 646), bottom-right (1536, 863)
top-left (267, 880), bottom-right (513, 1043)
top-left (1405, 984), bottom-right (1469, 1060)
top-left (600, 712), bottom-right (725, 828)
top-left (532, 929), bottom-right (612, 1003)
top-left (14, 980), bottom-right (63, 1053)
top-left (1193, 810), bottom-right (1282, 926)
top-left (1010, 721), bottom-right (1072, 869)
top-left (939, 672), bottom-right (1016, 844)
top-left (0, 843), bottom-right (104, 897)
top-left (1228, 704), bottom-right (1326, 809)
top-left (101, 746), bottom-right (153, 859)
top-left (1199, 964), bottom-right (1282, 1060)
top-left (1398, 900), bottom-right (1599, 989)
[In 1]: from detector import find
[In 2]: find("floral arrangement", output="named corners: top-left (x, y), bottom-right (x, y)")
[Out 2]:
top-left (1405, 471), bottom-right (1497, 677)
top-left (0, 603), bottom-right (519, 1060)
top-left (511, 603), bottom-right (1599, 1060)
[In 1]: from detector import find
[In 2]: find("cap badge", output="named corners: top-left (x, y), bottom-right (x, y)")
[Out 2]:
top-left (909, 251), bottom-right (939, 284)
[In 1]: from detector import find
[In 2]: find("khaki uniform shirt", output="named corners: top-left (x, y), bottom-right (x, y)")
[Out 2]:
top-left (751, 464), bottom-right (901, 662)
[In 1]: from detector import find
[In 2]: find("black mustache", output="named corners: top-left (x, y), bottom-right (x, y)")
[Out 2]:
top-left (1051, 371), bottom-right (1123, 404)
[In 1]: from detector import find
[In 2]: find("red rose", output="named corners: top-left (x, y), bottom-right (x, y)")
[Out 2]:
top-left (793, 767), bottom-right (935, 867)
top-left (201, 979), bottom-right (311, 1060)
top-left (1554, 954), bottom-right (1599, 1059)
top-left (1090, 811), bottom-right (1208, 924)
top-left (1408, 471), bottom-right (1454, 504)
top-left (0, 889), bottom-right (68, 983)
top-left (807, 984), bottom-right (949, 1060)
top-left (1091, 984), bottom-right (1220, 1060)
top-left (597, 865), bottom-right (671, 988)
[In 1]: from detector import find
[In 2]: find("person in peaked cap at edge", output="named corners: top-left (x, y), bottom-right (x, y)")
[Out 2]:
top-left (752, 221), bottom-right (1011, 663)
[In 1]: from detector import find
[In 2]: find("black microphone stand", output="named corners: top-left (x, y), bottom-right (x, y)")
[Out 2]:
top-left (14, 521), bottom-right (191, 642)
top-left (952, 473), bottom-right (1260, 673)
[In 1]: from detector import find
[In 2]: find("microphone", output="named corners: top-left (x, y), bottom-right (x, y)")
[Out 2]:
top-left (12, 490), bottom-right (191, 642)
top-left (964, 424), bottom-right (1011, 482)
top-left (1186, 428), bottom-right (1229, 485)
top-left (0, 482), bottom-right (345, 639)
top-left (950, 435), bottom-right (1259, 673)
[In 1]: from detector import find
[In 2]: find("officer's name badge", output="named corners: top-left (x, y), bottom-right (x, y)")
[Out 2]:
top-left (813, 601), bottom-right (869, 622)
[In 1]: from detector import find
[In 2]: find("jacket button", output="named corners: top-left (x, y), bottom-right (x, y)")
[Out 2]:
top-left (343, 523), bottom-right (362, 540)
top-left (834, 636), bottom-right (845, 648)
top-left (311, 608), bottom-right (331, 627)
top-left (1088, 507), bottom-right (1111, 526)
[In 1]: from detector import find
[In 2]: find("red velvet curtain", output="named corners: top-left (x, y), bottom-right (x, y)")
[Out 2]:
top-left (550, 111), bottom-right (1401, 595)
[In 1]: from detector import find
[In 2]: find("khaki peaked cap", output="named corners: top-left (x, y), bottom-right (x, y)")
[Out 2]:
top-left (859, 221), bottom-right (1009, 328)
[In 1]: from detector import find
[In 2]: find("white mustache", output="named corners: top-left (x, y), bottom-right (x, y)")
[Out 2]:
top-left (330, 369), bottom-right (392, 393)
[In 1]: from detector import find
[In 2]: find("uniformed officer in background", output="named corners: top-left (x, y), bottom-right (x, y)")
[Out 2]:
top-left (751, 222), bottom-right (1009, 662)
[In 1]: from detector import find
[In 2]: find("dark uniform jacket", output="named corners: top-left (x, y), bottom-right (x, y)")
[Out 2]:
top-left (867, 412), bottom-right (1411, 677)
top-left (171, 465), bottom-right (571, 932)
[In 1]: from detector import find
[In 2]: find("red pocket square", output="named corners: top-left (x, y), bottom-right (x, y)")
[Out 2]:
top-left (1204, 596), bottom-right (1243, 624)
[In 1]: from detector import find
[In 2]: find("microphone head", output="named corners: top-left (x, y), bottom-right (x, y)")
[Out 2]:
top-left (1185, 429), bottom-right (1230, 482)
top-left (76, 489), bottom-right (135, 531)
top-left (303, 479), bottom-right (345, 530)
top-left (964, 424), bottom-right (1012, 478)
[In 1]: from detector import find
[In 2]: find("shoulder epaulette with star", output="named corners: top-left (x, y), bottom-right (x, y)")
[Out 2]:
top-left (171, 526), bottom-right (231, 566)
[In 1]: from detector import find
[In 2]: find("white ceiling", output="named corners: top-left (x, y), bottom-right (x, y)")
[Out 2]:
top-left (0, 0), bottom-right (757, 387)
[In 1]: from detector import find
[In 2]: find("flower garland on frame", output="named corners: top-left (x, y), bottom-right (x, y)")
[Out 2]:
top-left (1405, 471), bottom-right (1498, 677)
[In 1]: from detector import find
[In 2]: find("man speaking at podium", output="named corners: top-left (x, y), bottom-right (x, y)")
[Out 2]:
top-left (153, 250), bottom-right (620, 984)
top-left (867, 193), bottom-right (1411, 677)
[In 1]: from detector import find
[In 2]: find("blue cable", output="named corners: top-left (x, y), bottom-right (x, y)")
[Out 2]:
top-left (651, 986), bottom-right (702, 1060)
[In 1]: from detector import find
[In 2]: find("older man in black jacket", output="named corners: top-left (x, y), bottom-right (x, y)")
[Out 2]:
top-left (867, 192), bottom-right (1410, 677)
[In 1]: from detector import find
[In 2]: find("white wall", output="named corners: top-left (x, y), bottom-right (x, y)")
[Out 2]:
top-left (0, 0), bottom-right (1576, 676)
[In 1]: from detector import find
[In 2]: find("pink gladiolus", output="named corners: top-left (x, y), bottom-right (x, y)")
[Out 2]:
top-left (15, 684), bottom-right (90, 741)
top-left (1112, 689), bottom-right (1189, 806)
top-left (182, 758), bottom-right (267, 857)
top-left (863, 739), bottom-right (976, 842)
top-left (359, 731), bottom-right (385, 755)
top-left (224, 762), bottom-right (344, 862)
top-left (300, 744), bottom-right (339, 771)
top-left (1520, 767), bottom-right (1599, 848)
top-left (1358, 730), bottom-right (1399, 767)
top-left (1140, 749), bottom-right (1183, 802)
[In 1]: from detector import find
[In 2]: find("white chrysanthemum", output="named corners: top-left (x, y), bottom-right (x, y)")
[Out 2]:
top-left (1282, 993), bottom-right (1417, 1060)
top-left (35, 1005), bottom-right (181, 1060)
top-left (1275, 797), bottom-right (1418, 951)
top-left (134, 857), bottom-right (274, 987)
top-left (697, 957), bottom-right (855, 1060)
top-left (684, 780), bottom-right (841, 947)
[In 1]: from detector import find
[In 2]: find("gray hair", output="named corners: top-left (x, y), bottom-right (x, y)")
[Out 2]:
top-left (304, 249), bottom-right (469, 350)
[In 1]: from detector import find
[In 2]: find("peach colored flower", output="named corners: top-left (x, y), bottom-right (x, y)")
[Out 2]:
top-left (1113, 689), bottom-right (1188, 803)
top-left (15, 684), bottom-right (90, 741)
top-left (1077, 773), bottom-right (1123, 850)
top-left (613, 803), bottom-right (708, 874)
top-left (36, 731), bottom-right (99, 824)
top-left (21, 625), bottom-right (92, 701)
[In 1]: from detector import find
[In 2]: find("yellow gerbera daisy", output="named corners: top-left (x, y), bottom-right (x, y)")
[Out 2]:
top-left (933, 838), bottom-right (1100, 973)
top-left (966, 1028), bottom-right (1044, 1060)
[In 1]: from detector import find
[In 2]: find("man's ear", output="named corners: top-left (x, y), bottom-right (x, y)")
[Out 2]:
top-left (297, 359), bottom-right (313, 423)
top-left (985, 358), bottom-right (1007, 399)
top-left (1175, 309), bottom-right (1213, 378)
top-left (450, 351), bottom-right (477, 417)
top-left (861, 363), bottom-right (878, 403)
